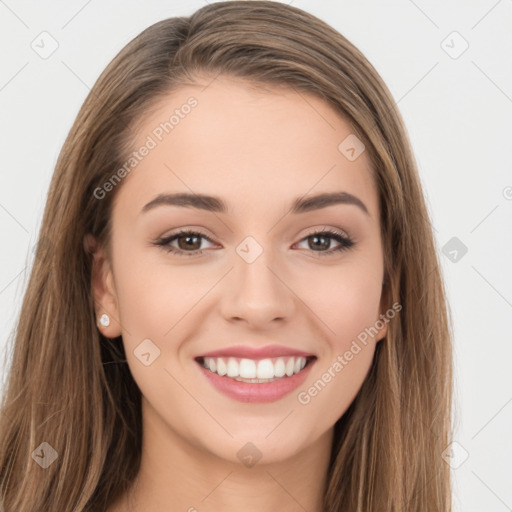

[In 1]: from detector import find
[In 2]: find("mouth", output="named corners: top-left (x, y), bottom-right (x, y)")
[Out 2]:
top-left (194, 355), bottom-right (317, 403)
top-left (195, 355), bottom-right (316, 382)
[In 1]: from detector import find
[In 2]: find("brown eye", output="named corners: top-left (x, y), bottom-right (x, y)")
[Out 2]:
top-left (307, 233), bottom-right (331, 251)
top-left (154, 230), bottom-right (215, 256)
top-left (296, 229), bottom-right (354, 256)
top-left (175, 233), bottom-right (202, 251)
top-left (154, 228), bottom-right (355, 257)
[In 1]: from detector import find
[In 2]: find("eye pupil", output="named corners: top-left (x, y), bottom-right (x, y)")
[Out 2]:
top-left (178, 234), bottom-right (201, 250)
top-left (309, 234), bottom-right (330, 251)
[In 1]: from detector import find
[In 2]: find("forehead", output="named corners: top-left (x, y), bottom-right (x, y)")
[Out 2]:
top-left (115, 76), bottom-right (378, 220)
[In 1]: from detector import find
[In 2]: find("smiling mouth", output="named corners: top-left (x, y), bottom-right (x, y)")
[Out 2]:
top-left (195, 355), bottom-right (317, 383)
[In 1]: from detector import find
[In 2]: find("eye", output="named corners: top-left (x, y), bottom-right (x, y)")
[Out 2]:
top-left (153, 228), bottom-right (355, 257)
top-left (294, 228), bottom-right (355, 256)
top-left (154, 230), bottom-right (216, 256)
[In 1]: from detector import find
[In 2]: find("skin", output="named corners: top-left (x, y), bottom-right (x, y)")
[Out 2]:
top-left (87, 75), bottom-right (388, 512)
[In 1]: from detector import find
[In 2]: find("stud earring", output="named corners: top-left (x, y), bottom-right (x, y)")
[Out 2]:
top-left (98, 313), bottom-right (110, 328)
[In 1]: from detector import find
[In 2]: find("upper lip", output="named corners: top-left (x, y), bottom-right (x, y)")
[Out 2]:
top-left (196, 344), bottom-right (315, 360)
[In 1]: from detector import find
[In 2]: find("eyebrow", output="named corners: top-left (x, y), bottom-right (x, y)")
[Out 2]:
top-left (141, 191), bottom-right (369, 216)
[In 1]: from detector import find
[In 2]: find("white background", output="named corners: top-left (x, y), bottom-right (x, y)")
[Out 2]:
top-left (1, 1), bottom-right (511, 510)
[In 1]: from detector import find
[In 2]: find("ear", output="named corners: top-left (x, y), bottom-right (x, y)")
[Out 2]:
top-left (83, 234), bottom-right (122, 338)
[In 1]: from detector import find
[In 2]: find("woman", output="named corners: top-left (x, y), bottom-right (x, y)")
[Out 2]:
top-left (0, 2), bottom-right (453, 510)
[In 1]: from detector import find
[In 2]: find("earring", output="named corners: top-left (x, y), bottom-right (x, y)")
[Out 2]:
top-left (98, 313), bottom-right (110, 328)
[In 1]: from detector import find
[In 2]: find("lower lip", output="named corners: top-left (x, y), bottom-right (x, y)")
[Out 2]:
top-left (196, 358), bottom-right (316, 403)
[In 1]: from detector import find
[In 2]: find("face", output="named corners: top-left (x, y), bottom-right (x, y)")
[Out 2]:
top-left (88, 75), bottom-right (388, 466)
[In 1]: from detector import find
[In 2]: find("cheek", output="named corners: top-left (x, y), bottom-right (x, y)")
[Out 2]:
top-left (294, 269), bottom-right (382, 424)
top-left (303, 261), bottom-right (384, 346)
top-left (297, 262), bottom-right (383, 412)
top-left (113, 246), bottom-right (204, 336)
top-left (113, 263), bottom-right (173, 339)
top-left (112, 257), bottom-right (196, 402)
top-left (112, 251), bottom-right (219, 394)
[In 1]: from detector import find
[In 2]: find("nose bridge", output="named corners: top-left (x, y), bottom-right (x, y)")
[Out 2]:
top-left (221, 234), bottom-right (294, 325)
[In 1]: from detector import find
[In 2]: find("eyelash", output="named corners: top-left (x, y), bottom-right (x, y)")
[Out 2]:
top-left (153, 228), bottom-right (355, 257)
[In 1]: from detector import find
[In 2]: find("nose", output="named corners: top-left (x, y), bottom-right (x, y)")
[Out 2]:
top-left (219, 248), bottom-right (295, 329)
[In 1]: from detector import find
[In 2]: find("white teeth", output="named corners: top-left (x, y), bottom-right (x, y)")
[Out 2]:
top-left (274, 358), bottom-right (286, 377)
top-left (257, 359), bottom-right (274, 379)
top-left (201, 356), bottom-right (309, 380)
top-left (239, 358), bottom-right (257, 378)
top-left (216, 358), bottom-right (227, 376)
top-left (285, 358), bottom-right (295, 376)
top-left (227, 358), bottom-right (238, 377)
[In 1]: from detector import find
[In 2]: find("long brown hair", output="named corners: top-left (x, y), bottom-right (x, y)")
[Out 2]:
top-left (0, 2), bottom-right (453, 510)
